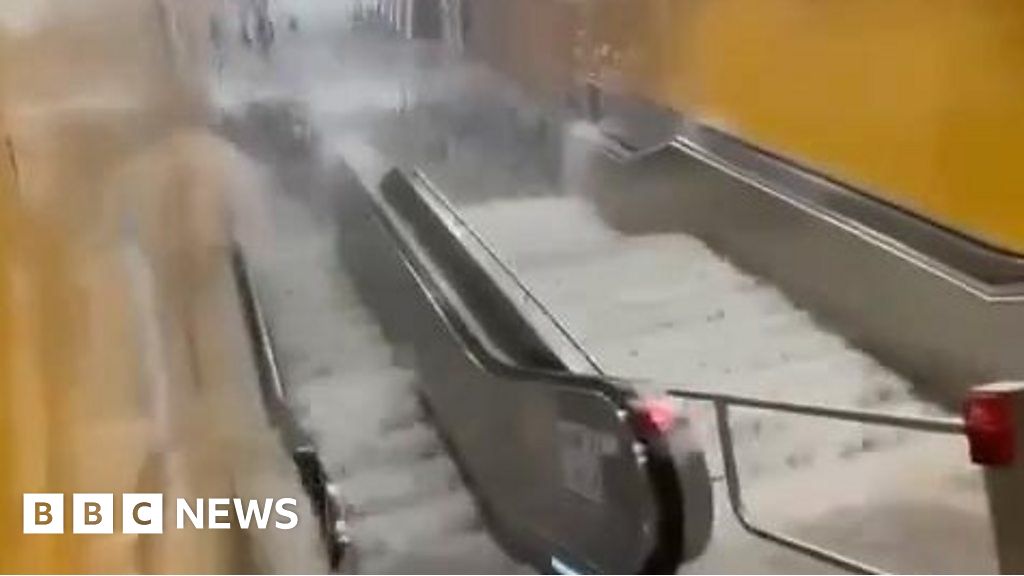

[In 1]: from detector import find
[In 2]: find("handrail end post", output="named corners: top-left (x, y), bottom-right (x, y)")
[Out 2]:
top-left (967, 381), bottom-right (1024, 574)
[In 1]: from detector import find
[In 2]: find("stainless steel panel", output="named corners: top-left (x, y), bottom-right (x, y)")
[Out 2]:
top-left (330, 154), bottom-right (711, 572)
top-left (569, 129), bottom-right (1024, 405)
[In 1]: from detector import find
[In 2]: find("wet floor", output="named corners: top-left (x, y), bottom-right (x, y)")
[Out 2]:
top-left (220, 11), bottom-right (995, 575)
top-left (0, 2), bottom-right (1001, 573)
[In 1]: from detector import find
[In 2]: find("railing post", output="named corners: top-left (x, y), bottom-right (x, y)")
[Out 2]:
top-left (966, 382), bottom-right (1024, 574)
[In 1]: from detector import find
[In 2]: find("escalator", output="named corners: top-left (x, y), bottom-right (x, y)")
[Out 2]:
top-left (234, 186), bottom-right (520, 573)
top-left (4, 2), bottom-right (1011, 574)
top-left (229, 138), bottom-right (713, 573)
top-left (216, 16), bottom-right (992, 573)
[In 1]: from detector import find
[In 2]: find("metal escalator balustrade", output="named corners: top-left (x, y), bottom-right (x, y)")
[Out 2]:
top-left (358, 157), bottom-right (709, 574)
top-left (366, 163), bottom-right (966, 576)
top-left (233, 129), bottom-right (1024, 574)
top-left (573, 88), bottom-right (1024, 408)
top-left (345, 145), bottom-right (1024, 574)
top-left (230, 241), bottom-right (350, 570)
top-left (231, 176), bottom-right (524, 573)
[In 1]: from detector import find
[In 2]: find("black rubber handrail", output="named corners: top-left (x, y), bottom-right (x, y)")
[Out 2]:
top-left (369, 167), bottom-right (688, 573)
top-left (230, 242), bottom-right (350, 571)
top-left (368, 165), bottom-right (969, 576)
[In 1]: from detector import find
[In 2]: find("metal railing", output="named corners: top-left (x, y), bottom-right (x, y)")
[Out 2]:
top-left (663, 387), bottom-right (966, 574)
top-left (230, 242), bottom-right (351, 571)
top-left (373, 164), bottom-right (992, 575)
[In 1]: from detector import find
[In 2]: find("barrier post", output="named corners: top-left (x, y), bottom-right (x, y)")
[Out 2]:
top-left (966, 382), bottom-right (1024, 573)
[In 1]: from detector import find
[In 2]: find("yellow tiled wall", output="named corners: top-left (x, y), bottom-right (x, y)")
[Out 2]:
top-left (476, 0), bottom-right (1024, 253)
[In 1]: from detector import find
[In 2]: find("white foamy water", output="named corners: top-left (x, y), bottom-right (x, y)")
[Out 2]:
top-left (450, 192), bottom-right (994, 573)
top-left (237, 185), bottom-right (522, 573)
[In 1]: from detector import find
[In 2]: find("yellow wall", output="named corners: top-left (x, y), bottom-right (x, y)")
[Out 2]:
top-left (0, 88), bottom-right (80, 573)
top-left (688, 0), bottom-right (1024, 254)
top-left (0, 2), bottom-right (317, 572)
top-left (465, 0), bottom-right (580, 101)
top-left (562, 1), bottom-right (1024, 253)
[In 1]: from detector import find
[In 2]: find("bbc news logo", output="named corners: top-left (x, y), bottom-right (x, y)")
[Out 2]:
top-left (23, 494), bottom-right (299, 534)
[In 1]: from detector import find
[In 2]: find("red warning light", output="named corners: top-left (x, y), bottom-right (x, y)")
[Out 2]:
top-left (964, 391), bottom-right (1016, 467)
top-left (635, 397), bottom-right (679, 436)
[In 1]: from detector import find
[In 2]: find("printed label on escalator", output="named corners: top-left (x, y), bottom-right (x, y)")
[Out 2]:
top-left (557, 421), bottom-right (618, 504)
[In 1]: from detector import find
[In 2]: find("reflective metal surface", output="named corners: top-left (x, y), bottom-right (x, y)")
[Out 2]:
top-left (3, 2), bottom-right (1008, 572)
top-left (367, 43), bottom-right (992, 571)
top-left (573, 126), bottom-right (1024, 405)
top-left (337, 146), bottom-right (714, 572)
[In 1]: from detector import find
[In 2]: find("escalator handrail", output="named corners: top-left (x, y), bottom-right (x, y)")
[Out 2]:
top-left (372, 165), bottom-right (966, 437)
top-left (355, 161), bottom-right (973, 575)
top-left (366, 166), bottom-right (689, 573)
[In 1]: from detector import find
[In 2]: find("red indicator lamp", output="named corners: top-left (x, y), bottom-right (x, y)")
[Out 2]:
top-left (964, 390), bottom-right (1016, 467)
top-left (634, 397), bottom-right (679, 437)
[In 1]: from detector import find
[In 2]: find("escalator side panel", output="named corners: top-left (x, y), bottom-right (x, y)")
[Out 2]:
top-left (380, 169), bottom-right (567, 373)
top-left (570, 136), bottom-right (1024, 407)
top-left (331, 161), bottom-right (673, 573)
